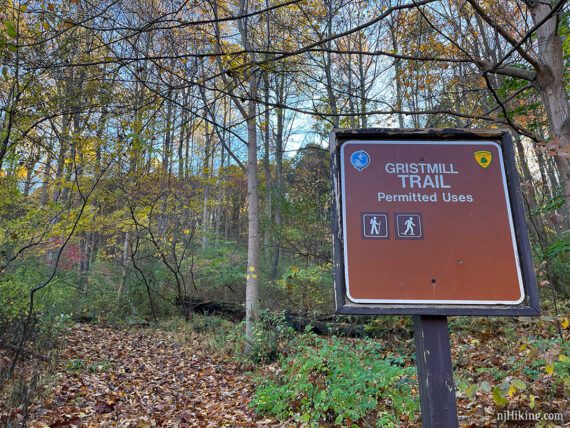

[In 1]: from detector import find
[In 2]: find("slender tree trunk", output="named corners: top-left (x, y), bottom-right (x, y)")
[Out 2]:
top-left (324, 47), bottom-right (339, 128)
top-left (78, 235), bottom-right (89, 291)
top-left (224, 136), bottom-right (232, 241)
top-left (211, 0), bottom-right (260, 347)
top-left (271, 84), bottom-right (284, 278)
top-left (243, 74), bottom-right (260, 348)
top-left (202, 122), bottom-right (211, 250)
top-left (53, 115), bottom-right (71, 203)
top-left (515, 135), bottom-right (548, 245)
top-left (40, 149), bottom-right (53, 206)
top-left (163, 97), bottom-right (173, 175)
top-left (547, 156), bottom-right (562, 192)
top-left (118, 231), bottom-right (130, 300)
top-left (23, 153), bottom-right (38, 197)
top-left (348, 52), bottom-right (356, 128)
top-left (215, 141), bottom-right (225, 239)
top-left (185, 122), bottom-right (194, 180)
top-left (323, 8), bottom-right (339, 128)
top-left (178, 115), bottom-right (186, 179)
top-left (537, 150), bottom-right (554, 199)
top-left (228, 0), bottom-right (261, 348)
top-left (263, 72), bottom-right (272, 259)
top-left (358, 46), bottom-right (367, 128)
top-left (389, 24), bottom-right (404, 128)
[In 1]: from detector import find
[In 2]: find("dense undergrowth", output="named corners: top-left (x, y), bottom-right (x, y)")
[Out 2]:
top-left (1, 256), bottom-right (569, 427)
top-left (134, 297), bottom-right (569, 426)
top-left (1, 304), bottom-right (570, 426)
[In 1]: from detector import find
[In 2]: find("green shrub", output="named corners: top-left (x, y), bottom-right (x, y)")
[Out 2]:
top-left (246, 310), bottom-right (296, 364)
top-left (0, 277), bottom-right (29, 320)
top-left (168, 311), bottom-right (294, 363)
top-left (0, 262), bottom-right (47, 319)
top-left (252, 333), bottom-right (418, 426)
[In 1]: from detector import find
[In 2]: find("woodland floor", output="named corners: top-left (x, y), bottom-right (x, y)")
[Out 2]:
top-left (3, 312), bottom-right (570, 427)
top-left (24, 324), bottom-right (278, 427)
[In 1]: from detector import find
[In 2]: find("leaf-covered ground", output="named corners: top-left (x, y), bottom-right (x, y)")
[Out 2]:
top-left (4, 311), bottom-right (570, 427)
top-left (24, 324), bottom-right (277, 427)
top-left (450, 315), bottom-right (570, 427)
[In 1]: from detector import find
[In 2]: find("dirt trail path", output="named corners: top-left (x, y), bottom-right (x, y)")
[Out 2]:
top-left (27, 324), bottom-right (276, 427)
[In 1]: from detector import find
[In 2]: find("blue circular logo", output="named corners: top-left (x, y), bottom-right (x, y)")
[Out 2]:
top-left (350, 150), bottom-right (370, 171)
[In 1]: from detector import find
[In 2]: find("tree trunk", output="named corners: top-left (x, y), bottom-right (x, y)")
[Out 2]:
top-left (78, 234), bottom-right (90, 291)
top-left (358, 43), bottom-right (367, 128)
top-left (163, 97), bottom-right (173, 175)
top-left (40, 149), bottom-right (53, 206)
top-left (22, 152), bottom-right (39, 197)
top-left (212, 0), bottom-right (261, 347)
top-left (389, 23), bottom-right (404, 128)
top-left (529, 2), bottom-right (570, 228)
top-left (272, 89), bottom-right (284, 278)
top-left (178, 113), bottom-right (186, 179)
top-left (324, 48), bottom-right (339, 128)
top-left (244, 79), bottom-right (260, 348)
top-left (348, 52), bottom-right (356, 128)
top-left (263, 72), bottom-right (272, 260)
top-left (324, 8), bottom-right (339, 128)
top-left (215, 139), bottom-right (225, 239)
top-left (53, 115), bottom-right (71, 203)
top-left (514, 135), bottom-right (548, 245)
top-left (118, 231), bottom-right (130, 300)
top-left (202, 121), bottom-right (211, 250)
top-left (536, 149), bottom-right (554, 196)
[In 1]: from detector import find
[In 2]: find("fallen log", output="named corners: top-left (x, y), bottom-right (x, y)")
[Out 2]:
top-left (181, 299), bottom-right (245, 321)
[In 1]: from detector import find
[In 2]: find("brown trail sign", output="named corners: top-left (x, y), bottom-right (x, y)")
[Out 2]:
top-left (330, 129), bottom-right (539, 427)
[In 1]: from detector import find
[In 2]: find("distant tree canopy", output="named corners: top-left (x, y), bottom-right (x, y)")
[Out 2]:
top-left (1, 0), bottom-right (570, 341)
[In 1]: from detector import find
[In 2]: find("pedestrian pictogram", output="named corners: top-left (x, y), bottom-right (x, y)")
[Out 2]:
top-left (396, 213), bottom-right (423, 239)
top-left (362, 213), bottom-right (389, 239)
top-left (474, 150), bottom-right (492, 168)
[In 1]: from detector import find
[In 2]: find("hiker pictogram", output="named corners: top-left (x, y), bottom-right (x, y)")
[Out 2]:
top-left (362, 213), bottom-right (389, 239)
top-left (396, 213), bottom-right (423, 239)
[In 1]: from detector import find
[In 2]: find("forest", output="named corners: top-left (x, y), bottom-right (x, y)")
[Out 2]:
top-left (1, 0), bottom-right (570, 426)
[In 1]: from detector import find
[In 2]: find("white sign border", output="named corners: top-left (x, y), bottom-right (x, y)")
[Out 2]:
top-left (340, 140), bottom-right (525, 305)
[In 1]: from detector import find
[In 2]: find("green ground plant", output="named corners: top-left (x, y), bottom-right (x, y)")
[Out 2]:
top-left (251, 331), bottom-right (418, 426)
top-left (247, 310), bottom-right (296, 363)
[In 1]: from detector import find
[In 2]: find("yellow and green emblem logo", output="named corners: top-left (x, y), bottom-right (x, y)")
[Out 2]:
top-left (474, 150), bottom-right (492, 168)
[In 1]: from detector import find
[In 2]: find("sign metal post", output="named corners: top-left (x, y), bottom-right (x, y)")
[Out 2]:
top-left (330, 129), bottom-right (539, 427)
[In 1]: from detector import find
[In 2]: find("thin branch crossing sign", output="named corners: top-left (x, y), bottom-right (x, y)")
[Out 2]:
top-left (330, 129), bottom-right (539, 316)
